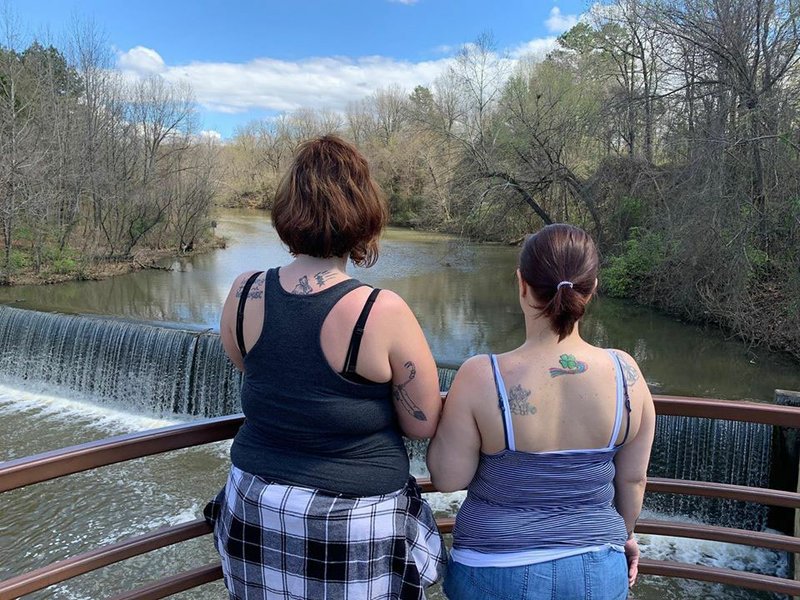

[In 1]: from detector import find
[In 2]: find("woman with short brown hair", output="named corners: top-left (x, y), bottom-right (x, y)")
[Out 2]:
top-left (206, 135), bottom-right (446, 599)
top-left (428, 224), bottom-right (655, 599)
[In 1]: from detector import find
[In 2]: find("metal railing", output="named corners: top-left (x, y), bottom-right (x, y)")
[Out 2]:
top-left (1, 395), bottom-right (800, 599)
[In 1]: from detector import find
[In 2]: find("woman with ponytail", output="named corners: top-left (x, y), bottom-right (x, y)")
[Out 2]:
top-left (427, 224), bottom-right (655, 599)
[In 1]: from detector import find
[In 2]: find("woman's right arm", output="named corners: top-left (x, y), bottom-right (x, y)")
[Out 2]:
top-left (378, 291), bottom-right (442, 439)
top-left (426, 356), bottom-right (483, 492)
top-left (613, 351), bottom-right (656, 537)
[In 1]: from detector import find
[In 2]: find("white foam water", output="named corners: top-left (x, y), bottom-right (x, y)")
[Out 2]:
top-left (0, 382), bottom-right (180, 438)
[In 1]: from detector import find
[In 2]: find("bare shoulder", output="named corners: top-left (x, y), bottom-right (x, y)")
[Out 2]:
top-left (372, 288), bottom-right (410, 310)
top-left (457, 354), bottom-right (493, 381)
top-left (447, 355), bottom-right (494, 405)
top-left (370, 289), bottom-right (417, 322)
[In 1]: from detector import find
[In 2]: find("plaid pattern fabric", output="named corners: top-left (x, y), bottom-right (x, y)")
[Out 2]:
top-left (204, 466), bottom-right (446, 599)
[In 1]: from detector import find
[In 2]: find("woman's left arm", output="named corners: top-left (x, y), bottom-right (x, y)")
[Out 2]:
top-left (426, 357), bottom-right (483, 492)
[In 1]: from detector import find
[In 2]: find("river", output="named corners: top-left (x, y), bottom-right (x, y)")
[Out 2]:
top-left (1, 208), bottom-right (798, 599)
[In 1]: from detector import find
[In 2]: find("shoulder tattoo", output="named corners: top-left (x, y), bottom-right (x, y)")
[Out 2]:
top-left (614, 351), bottom-right (640, 386)
top-left (508, 384), bottom-right (536, 416)
top-left (235, 275), bottom-right (264, 300)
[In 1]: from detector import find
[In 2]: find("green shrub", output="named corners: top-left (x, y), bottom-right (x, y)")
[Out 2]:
top-left (8, 250), bottom-right (31, 271)
top-left (601, 228), bottom-right (665, 298)
top-left (50, 257), bottom-right (78, 274)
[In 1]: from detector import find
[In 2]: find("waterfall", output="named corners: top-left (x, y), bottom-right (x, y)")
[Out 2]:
top-left (646, 415), bottom-right (772, 531)
top-left (0, 306), bottom-right (241, 417)
top-left (0, 307), bottom-right (775, 529)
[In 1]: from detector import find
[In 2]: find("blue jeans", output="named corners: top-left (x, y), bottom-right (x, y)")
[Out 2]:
top-left (443, 547), bottom-right (628, 600)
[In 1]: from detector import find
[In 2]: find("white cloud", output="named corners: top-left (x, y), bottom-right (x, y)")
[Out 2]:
top-left (510, 37), bottom-right (558, 59)
top-left (115, 36), bottom-right (557, 116)
top-left (545, 6), bottom-right (578, 34)
top-left (388, 0), bottom-right (419, 4)
top-left (118, 46), bottom-right (166, 75)
top-left (199, 129), bottom-right (222, 141)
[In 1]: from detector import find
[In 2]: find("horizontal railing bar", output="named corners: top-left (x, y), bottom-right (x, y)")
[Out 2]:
top-left (636, 519), bottom-right (800, 553)
top-left (647, 477), bottom-right (800, 508)
top-left (417, 478), bottom-right (800, 508)
top-left (638, 558), bottom-right (800, 595)
top-left (107, 563), bottom-right (222, 600)
top-left (2, 395), bottom-right (799, 495)
top-left (0, 414), bottom-right (245, 494)
top-left (653, 395), bottom-right (800, 427)
top-left (0, 520), bottom-right (212, 598)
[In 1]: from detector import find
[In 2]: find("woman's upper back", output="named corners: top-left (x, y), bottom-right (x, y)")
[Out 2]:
top-left (470, 342), bottom-right (644, 456)
top-left (448, 343), bottom-right (641, 552)
top-left (229, 268), bottom-right (408, 496)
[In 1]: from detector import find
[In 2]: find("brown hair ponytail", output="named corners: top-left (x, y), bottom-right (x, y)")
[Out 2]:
top-left (519, 224), bottom-right (599, 341)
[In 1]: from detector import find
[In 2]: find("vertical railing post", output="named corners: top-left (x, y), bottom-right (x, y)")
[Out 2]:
top-left (775, 389), bottom-right (800, 592)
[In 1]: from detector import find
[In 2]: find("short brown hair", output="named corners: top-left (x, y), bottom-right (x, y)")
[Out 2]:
top-left (519, 224), bottom-right (599, 341)
top-left (272, 135), bottom-right (388, 268)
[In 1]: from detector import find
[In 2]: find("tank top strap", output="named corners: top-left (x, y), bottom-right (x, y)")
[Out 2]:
top-left (490, 354), bottom-right (516, 451)
top-left (606, 350), bottom-right (632, 448)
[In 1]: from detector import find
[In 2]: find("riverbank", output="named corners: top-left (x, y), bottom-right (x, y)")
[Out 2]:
top-left (0, 239), bottom-right (227, 287)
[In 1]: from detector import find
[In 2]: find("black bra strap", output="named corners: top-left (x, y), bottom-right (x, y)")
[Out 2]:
top-left (236, 271), bottom-right (264, 358)
top-left (343, 288), bottom-right (381, 374)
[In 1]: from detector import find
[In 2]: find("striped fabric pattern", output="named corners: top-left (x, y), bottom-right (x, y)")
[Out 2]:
top-left (452, 448), bottom-right (629, 552)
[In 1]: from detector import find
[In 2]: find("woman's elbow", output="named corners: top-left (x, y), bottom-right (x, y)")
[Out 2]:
top-left (402, 421), bottom-right (438, 440)
top-left (429, 476), bottom-right (465, 493)
top-left (616, 474), bottom-right (648, 491)
top-left (428, 459), bottom-right (470, 492)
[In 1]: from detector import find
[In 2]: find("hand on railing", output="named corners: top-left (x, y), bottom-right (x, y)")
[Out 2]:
top-left (625, 535), bottom-right (640, 588)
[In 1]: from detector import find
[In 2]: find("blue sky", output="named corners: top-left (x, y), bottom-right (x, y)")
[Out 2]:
top-left (12, 0), bottom-right (587, 137)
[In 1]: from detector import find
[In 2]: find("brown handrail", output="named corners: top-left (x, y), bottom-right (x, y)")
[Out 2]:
top-left (31, 554), bottom-right (800, 600)
top-left (652, 395), bottom-right (800, 427)
top-left (0, 520), bottom-right (211, 598)
top-left (7, 511), bottom-right (797, 599)
top-left (107, 564), bottom-right (222, 600)
top-left (636, 519), bottom-right (800, 553)
top-left (638, 559), bottom-right (800, 595)
top-left (646, 477), bottom-right (800, 508)
top-left (0, 414), bottom-right (244, 494)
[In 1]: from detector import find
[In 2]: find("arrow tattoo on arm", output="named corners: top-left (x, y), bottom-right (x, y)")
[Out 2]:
top-left (393, 361), bottom-right (427, 421)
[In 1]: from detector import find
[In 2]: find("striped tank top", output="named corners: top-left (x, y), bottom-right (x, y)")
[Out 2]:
top-left (451, 350), bottom-right (632, 567)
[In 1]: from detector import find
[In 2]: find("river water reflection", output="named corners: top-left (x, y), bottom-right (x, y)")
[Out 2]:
top-left (1, 208), bottom-right (798, 401)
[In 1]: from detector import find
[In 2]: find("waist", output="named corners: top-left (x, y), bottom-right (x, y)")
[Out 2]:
top-left (231, 426), bottom-right (409, 496)
top-left (452, 500), bottom-right (628, 553)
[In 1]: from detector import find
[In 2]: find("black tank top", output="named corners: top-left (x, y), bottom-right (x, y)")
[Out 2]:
top-left (230, 268), bottom-right (409, 496)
